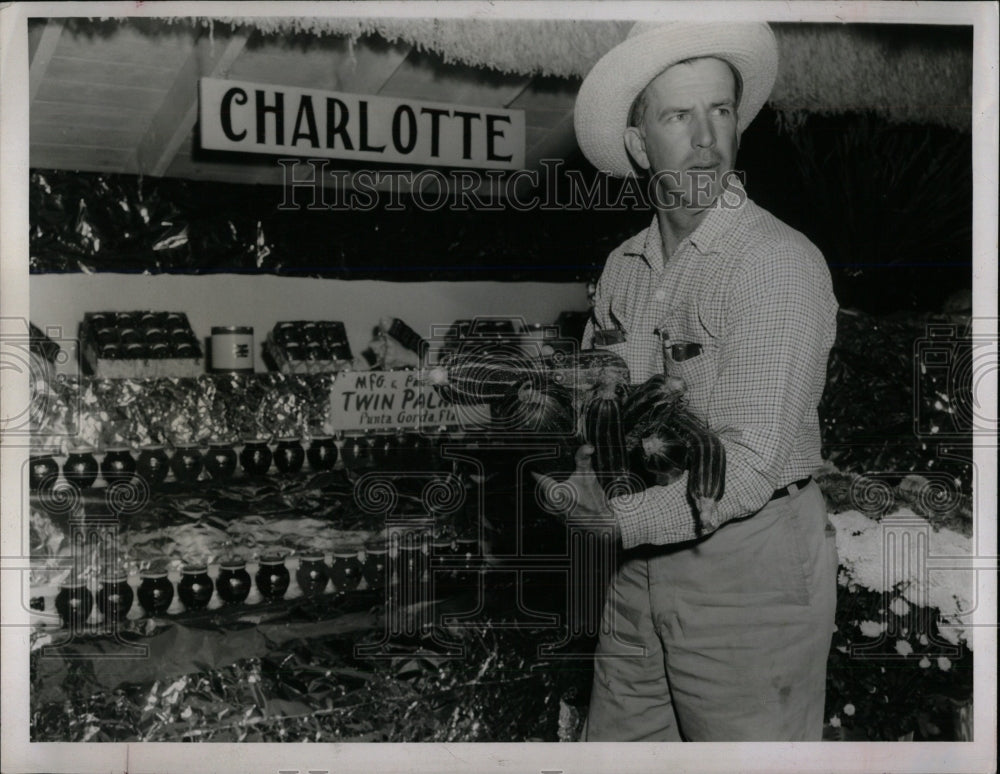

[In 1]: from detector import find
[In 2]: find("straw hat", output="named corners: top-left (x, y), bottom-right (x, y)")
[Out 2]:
top-left (575, 22), bottom-right (778, 177)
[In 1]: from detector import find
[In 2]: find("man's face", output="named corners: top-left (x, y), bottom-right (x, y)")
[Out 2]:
top-left (624, 57), bottom-right (739, 211)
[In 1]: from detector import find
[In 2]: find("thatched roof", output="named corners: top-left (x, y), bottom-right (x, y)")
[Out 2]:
top-left (143, 17), bottom-right (972, 131)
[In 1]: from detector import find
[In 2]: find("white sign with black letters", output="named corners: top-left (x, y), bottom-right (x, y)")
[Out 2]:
top-left (199, 77), bottom-right (525, 170)
top-left (329, 370), bottom-right (475, 431)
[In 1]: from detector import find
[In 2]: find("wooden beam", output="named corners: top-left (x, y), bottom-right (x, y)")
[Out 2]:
top-left (511, 109), bottom-right (577, 203)
top-left (524, 110), bottom-right (577, 170)
top-left (136, 31), bottom-right (249, 178)
top-left (29, 19), bottom-right (63, 104)
top-left (369, 42), bottom-right (413, 96)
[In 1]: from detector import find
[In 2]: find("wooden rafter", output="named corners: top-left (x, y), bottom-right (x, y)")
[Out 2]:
top-left (136, 30), bottom-right (249, 178)
top-left (28, 19), bottom-right (63, 104)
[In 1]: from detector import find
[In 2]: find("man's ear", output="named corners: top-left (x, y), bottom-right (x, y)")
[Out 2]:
top-left (623, 127), bottom-right (650, 171)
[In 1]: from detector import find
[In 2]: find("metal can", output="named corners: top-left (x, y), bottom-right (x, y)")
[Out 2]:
top-left (144, 327), bottom-right (167, 345)
top-left (283, 342), bottom-right (303, 361)
top-left (95, 326), bottom-right (118, 346)
top-left (172, 341), bottom-right (197, 358)
top-left (122, 342), bottom-right (147, 359)
top-left (148, 341), bottom-right (170, 358)
top-left (119, 327), bottom-right (142, 345)
top-left (211, 326), bottom-right (254, 372)
top-left (305, 341), bottom-right (324, 360)
top-left (165, 312), bottom-right (186, 330)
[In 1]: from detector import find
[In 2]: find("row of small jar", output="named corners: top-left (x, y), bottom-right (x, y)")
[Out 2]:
top-left (45, 538), bottom-right (481, 629)
top-left (28, 432), bottom-right (448, 490)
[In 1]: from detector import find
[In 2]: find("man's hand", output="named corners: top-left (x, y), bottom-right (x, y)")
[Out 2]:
top-left (531, 445), bottom-right (620, 540)
top-left (368, 317), bottom-right (421, 369)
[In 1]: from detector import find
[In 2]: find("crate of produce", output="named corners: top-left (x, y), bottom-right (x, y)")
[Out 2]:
top-left (265, 320), bottom-right (353, 374)
top-left (80, 311), bottom-right (204, 378)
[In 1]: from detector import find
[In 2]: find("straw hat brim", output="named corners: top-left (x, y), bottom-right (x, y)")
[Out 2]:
top-left (574, 23), bottom-right (778, 177)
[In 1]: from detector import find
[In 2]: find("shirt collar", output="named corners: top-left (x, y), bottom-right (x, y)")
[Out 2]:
top-left (628, 178), bottom-right (750, 268)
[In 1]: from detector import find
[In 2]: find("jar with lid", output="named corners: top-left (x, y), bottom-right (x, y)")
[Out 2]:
top-left (273, 438), bottom-right (305, 475)
top-left (330, 549), bottom-right (362, 594)
top-left (306, 436), bottom-right (338, 471)
top-left (64, 445), bottom-right (99, 489)
top-left (136, 445), bottom-right (169, 488)
top-left (255, 551), bottom-right (290, 601)
top-left (170, 443), bottom-right (203, 483)
top-left (216, 556), bottom-right (251, 606)
top-left (55, 580), bottom-right (93, 629)
top-left (29, 448), bottom-right (60, 492)
top-left (295, 552), bottom-right (329, 597)
top-left (239, 439), bottom-right (272, 477)
top-left (204, 441), bottom-right (237, 481)
top-left (95, 567), bottom-right (133, 623)
top-left (177, 564), bottom-right (214, 611)
top-left (101, 446), bottom-right (137, 482)
top-left (137, 570), bottom-right (173, 616)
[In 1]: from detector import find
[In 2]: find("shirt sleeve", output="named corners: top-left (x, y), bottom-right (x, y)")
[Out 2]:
top-left (610, 239), bottom-right (835, 548)
top-left (581, 313), bottom-right (595, 351)
top-left (581, 257), bottom-right (617, 351)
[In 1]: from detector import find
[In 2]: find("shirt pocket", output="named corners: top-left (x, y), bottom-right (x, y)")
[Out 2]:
top-left (660, 310), bottom-right (717, 416)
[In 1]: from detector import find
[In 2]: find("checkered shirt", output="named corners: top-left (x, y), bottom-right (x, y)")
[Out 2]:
top-left (583, 183), bottom-right (839, 548)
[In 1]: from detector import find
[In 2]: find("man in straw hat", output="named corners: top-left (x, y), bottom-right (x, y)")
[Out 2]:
top-left (542, 21), bottom-right (840, 740)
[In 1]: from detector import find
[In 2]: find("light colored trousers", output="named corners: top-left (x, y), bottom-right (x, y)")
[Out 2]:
top-left (584, 480), bottom-right (838, 741)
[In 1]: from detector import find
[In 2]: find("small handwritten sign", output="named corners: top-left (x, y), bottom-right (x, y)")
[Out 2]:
top-left (328, 370), bottom-right (484, 432)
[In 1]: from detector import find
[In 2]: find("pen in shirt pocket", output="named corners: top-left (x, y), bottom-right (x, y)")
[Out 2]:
top-left (671, 341), bottom-right (703, 361)
top-left (654, 328), bottom-right (702, 362)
